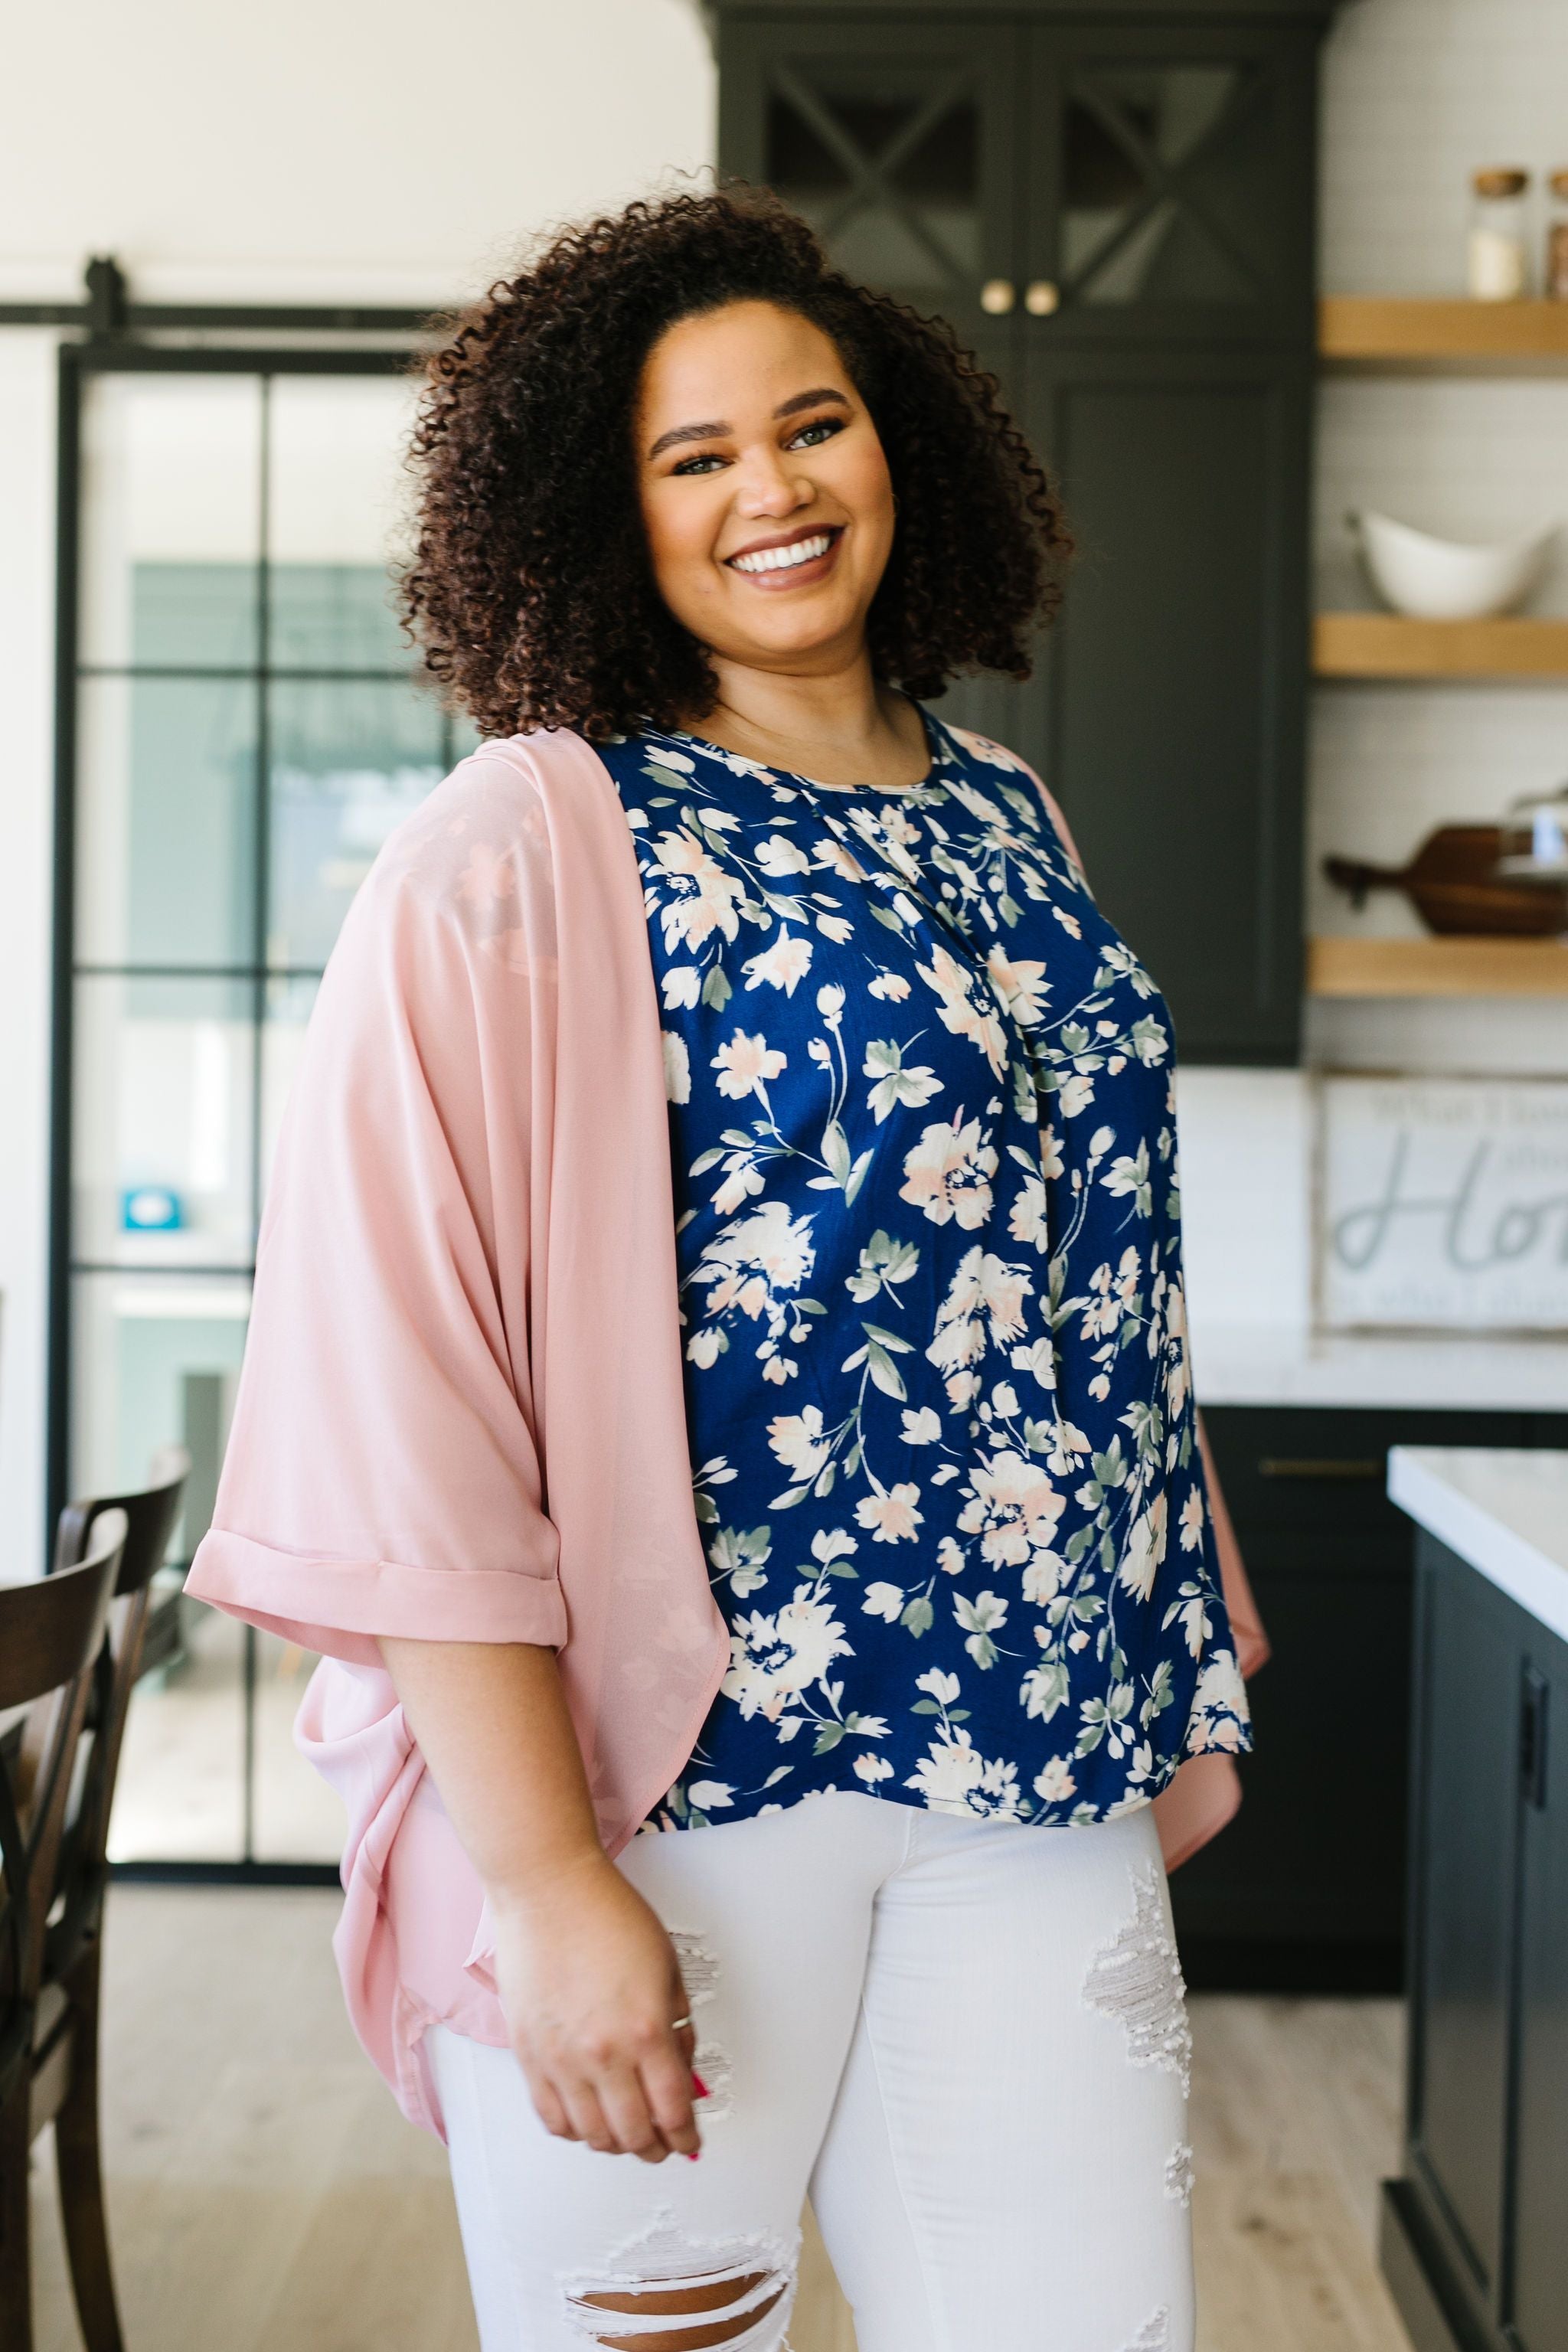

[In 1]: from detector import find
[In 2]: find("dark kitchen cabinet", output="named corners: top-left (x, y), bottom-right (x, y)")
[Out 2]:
top-left (710, 0), bottom-right (1334, 1063)
top-left (1382, 1526), bottom-right (1568, 2352)
top-left (1168, 1406), bottom-right (1568, 1994)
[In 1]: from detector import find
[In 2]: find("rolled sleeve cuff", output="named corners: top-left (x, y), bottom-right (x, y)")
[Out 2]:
top-left (185, 1528), bottom-right (569, 1665)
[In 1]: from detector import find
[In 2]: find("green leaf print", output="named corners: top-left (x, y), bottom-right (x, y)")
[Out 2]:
top-left (901, 1596), bottom-right (935, 1637)
top-left (701, 965), bottom-right (732, 1010)
top-left (866, 1342), bottom-right (907, 1401)
top-left (822, 1120), bottom-right (851, 1185)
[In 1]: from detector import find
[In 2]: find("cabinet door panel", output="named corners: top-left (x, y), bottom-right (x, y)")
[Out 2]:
top-left (1169, 1550), bottom-right (1412, 1949)
top-left (1411, 1537), bottom-right (1520, 2304)
top-left (1509, 1624), bottom-right (1568, 2352)
top-left (717, 15), bottom-right (1024, 343)
top-left (1022, 21), bottom-right (1317, 344)
top-left (1026, 348), bottom-right (1308, 1063)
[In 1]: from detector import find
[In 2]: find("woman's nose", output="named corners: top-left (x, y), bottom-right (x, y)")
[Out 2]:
top-left (733, 455), bottom-right (812, 518)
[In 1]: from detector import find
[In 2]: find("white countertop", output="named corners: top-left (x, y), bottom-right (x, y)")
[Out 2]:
top-left (1388, 1447), bottom-right (1568, 1643)
top-left (1192, 1322), bottom-right (1568, 1412)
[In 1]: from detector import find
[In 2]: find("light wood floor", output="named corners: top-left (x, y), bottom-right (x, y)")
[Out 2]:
top-left (30, 1889), bottom-right (1415, 2351)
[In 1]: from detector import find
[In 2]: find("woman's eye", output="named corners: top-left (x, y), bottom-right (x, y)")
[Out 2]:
top-left (671, 452), bottom-right (727, 476)
top-left (789, 416), bottom-right (845, 449)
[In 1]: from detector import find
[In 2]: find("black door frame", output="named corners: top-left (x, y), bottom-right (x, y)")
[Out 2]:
top-left (47, 308), bottom-right (439, 1882)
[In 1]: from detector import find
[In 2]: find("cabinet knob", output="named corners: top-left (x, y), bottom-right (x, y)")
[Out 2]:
top-left (1025, 279), bottom-right (1061, 317)
top-left (979, 278), bottom-right (1016, 315)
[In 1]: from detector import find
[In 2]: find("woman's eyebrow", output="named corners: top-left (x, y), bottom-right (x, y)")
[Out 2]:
top-left (647, 386), bottom-right (850, 462)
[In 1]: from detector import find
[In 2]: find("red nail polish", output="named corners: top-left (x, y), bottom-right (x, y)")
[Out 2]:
top-left (684, 2149), bottom-right (701, 2161)
top-left (691, 2070), bottom-right (710, 2098)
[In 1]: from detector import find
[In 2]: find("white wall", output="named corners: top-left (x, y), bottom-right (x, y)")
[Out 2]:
top-left (0, 0), bottom-right (714, 304)
top-left (0, 1), bottom-right (714, 1568)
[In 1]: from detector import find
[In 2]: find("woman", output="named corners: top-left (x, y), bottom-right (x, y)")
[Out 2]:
top-left (189, 185), bottom-right (1264, 2352)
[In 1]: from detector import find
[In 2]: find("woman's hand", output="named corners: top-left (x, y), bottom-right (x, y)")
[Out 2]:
top-left (377, 1637), bottom-right (702, 2162)
top-left (491, 1851), bottom-right (702, 2163)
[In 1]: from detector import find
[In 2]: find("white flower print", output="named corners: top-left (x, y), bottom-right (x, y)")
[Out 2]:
top-left (984, 942), bottom-right (1050, 1027)
top-left (743, 929), bottom-right (814, 995)
top-left (856, 1484), bottom-right (923, 1543)
top-left (662, 965), bottom-right (702, 1010)
top-left (854, 1753), bottom-right (894, 1785)
top-left (900, 1117), bottom-right (998, 1228)
top-left (662, 1031), bottom-right (691, 1105)
top-left (956, 1449), bottom-right (1067, 1570)
top-left (753, 835), bottom-right (812, 877)
top-left (905, 1729), bottom-right (1024, 1818)
top-left (1185, 1649), bottom-right (1249, 1753)
top-left (652, 828), bottom-right (744, 951)
top-left (724, 1590), bottom-right (853, 1722)
top-left (686, 1781), bottom-right (734, 1811)
top-left (767, 1405), bottom-right (831, 1483)
top-left (900, 1406), bottom-right (942, 1445)
top-left (693, 1201), bottom-right (815, 1351)
top-left (926, 1247), bottom-right (1034, 1381)
top-left (1034, 1756), bottom-right (1076, 1803)
top-left (1119, 1494), bottom-right (1169, 1602)
top-left (712, 1029), bottom-right (786, 1101)
top-left (864, 1581), bottom-right (904, 1621)
top-left (915, 943), bottom-right (1008, 1076)
top-left (1179, 1490), bottom-right (1206, 1551)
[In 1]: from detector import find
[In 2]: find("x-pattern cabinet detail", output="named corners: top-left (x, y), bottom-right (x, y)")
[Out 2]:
top-left (711, 0), bottom-right (1336, 1064)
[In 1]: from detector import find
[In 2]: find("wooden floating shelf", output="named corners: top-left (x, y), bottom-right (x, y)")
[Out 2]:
top-left (1315, 612), bottom-right (1568, 679)
top-left (1320, 296), bottom-right (1568, 365)
top-left (1308, 936), bottom-right (1568, 998)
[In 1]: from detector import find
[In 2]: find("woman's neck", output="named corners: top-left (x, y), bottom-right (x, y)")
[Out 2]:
top-left (678, 655), bottom-right (929, 791)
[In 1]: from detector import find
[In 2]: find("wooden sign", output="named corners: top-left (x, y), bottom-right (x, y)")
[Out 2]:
top-left (1317, 1076), bottom-right (1568, 1332)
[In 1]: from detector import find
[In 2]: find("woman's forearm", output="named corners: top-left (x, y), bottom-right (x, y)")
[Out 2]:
top-left (378, 1638), bottom-right (606, 1905)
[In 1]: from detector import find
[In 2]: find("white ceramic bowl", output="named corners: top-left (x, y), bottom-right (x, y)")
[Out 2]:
top-left (1348, 508), bottom-right (1556, 621)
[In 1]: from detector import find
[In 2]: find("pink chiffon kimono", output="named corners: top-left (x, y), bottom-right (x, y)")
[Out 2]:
top-left (186, 725), bottom-right (1269, 2135)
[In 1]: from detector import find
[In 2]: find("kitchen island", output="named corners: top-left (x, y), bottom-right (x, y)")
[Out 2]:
top-left (1381, 1447), bottom-right (1568, 2352)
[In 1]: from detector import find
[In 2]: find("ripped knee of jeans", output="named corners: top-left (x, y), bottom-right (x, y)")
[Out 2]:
top-left (560, 2212), bottom-right (800, 2352)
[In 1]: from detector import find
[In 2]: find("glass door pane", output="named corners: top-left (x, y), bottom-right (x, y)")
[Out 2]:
top-left (79, 374), bottom-right (263, 671)
top-left (65, 356), bottom-right (443, 1868)
top-left (77, 674), bottom-right (260, 969)
top-left (72, 973), bottom-right (256, 1269)
top-left (1029, 31), bottom-right (1297, 334)
top-left (755, 23), bottom-right (1021, 336)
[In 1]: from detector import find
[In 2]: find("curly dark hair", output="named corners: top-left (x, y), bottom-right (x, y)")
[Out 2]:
top-left (401, 181), bottom-right (1070, 741)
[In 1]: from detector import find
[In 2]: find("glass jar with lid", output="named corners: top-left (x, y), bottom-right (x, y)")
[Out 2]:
top-left (1468, 168), bottom-right (1530, 301)
top-left (1547, 172), bottom-right (1568, 300)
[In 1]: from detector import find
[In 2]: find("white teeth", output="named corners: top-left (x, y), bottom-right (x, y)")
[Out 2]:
top-left (730, 532), bottom-right (833, 575)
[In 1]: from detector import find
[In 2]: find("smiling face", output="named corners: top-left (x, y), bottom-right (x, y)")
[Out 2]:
top-left (635, 299), bottom-right (897, 678)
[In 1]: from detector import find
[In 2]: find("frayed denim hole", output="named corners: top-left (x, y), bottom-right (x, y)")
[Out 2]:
top-left (1081, 1863), bottom-right (1193, 2099)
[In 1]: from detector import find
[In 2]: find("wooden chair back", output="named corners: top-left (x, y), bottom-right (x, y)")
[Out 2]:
top-left (0, 1520), bottom-right (126, 2099)
top-left (46, 1447), bottom-right (190, 1982)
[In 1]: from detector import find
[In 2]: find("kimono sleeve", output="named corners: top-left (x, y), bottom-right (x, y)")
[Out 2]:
top-left (185, 760), bottom-right (566, 1664)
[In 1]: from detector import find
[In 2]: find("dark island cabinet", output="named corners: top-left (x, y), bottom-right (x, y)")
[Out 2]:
top-left (1383, 1530), bottom-right (1568, 2352)
top-left (1165, 1406), bottom-right (1568, 1995)
top-left (709, 0), bottom-right (1335, 1063)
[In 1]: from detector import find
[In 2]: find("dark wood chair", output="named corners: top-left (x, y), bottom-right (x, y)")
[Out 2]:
top-left (0, 1515), bottom-right (126, 2352)
top-left (24, 1448), bottom-right (191, 2352)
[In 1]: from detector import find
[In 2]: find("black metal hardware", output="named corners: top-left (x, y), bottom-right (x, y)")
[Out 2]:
top-left (0, 253), bottom-right (442, 341)
top-left (1257, 1456), bottom-right (1384, 1481)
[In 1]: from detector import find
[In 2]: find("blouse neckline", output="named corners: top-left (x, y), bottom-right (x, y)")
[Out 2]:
top-left (660, 698), bottom-right (942, 799)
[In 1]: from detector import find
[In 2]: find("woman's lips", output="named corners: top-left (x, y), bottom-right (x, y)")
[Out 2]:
top-left (725, 525), bottom-right (844, 587)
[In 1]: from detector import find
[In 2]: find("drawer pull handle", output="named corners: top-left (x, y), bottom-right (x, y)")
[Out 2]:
top-left (1256, 1457), bottom-right (1383, 1481)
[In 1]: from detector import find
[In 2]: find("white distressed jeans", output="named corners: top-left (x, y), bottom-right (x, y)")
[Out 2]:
top-left (427, 1791), bottom-right (1194, 2352)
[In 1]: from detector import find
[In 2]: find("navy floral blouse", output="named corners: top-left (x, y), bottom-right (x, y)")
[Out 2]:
top-left (592, 707), bottom-right (1251, 1834)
